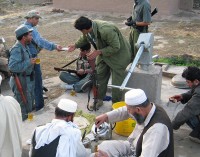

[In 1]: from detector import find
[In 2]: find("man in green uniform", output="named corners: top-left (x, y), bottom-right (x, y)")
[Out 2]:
top-left (68, 16), bottom-right (131, 109)
top-left (125, 0), bottom-right (151, 60)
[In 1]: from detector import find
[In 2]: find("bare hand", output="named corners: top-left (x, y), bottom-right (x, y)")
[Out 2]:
top-left (95, 114), bottom-right (108, 128)
top-left (30, 58), bottom-right (36, 64)
top-left (169, 95), bottom-right (182, 103)
top-left (68, 45), bottom-right (76, 52)
top-left (86, 50), bottom-right (101, 60)
top-left (95, 150), bottom-right (109, 157)
top-left (56, 45), bottom-right (63, 51)
top-left (77, 69), bottom-right (85, 75)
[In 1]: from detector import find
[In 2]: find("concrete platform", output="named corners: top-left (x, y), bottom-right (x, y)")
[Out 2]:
top-left (1, 67), bottom-right (200, 156)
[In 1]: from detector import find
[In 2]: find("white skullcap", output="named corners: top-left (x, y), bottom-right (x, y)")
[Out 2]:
top-left (58, 99), bottom-right (77, 113)
top-left (0, 75), bottom-right (2, 85)
top-left (125, 89), bottom-right (147, 106)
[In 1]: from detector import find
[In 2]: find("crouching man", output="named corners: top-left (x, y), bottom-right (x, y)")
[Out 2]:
top-left (29, 99), bottom-right (87, 157)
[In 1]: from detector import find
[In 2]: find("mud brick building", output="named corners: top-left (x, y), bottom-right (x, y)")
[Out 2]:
top-left (53, 0), bottom-right (194, 16)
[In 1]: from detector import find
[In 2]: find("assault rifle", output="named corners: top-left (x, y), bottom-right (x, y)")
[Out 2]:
top-left (54, 67), bottom-right (77, 74)
top-left (81, 70), bottom-right (98, 111)
top-left (54, 57), bottom-right (79, 75)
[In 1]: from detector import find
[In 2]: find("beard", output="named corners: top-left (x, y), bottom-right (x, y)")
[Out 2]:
top-left (129, 113), bottom-right (145, 124)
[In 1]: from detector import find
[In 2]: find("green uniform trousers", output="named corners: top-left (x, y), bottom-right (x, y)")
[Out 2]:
top-left (96, 60), bottom-right (126, 103)
top-left (129, 27), bottom-right (148, 60)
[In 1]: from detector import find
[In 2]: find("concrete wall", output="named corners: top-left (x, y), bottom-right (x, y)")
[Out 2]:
top-left (53, 0), bottom-right (132, 14)
top-left (53, 0), bottom-right (194, 16)
top-left (150, 0), bottom-right (180, 15)
top-left (179, 0), bottom-right (194, 11)
top-left (127, 66), bottom-right (162, 104)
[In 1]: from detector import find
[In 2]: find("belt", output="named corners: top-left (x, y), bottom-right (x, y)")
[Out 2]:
top-left (13, 72), bottom-right (33, 77)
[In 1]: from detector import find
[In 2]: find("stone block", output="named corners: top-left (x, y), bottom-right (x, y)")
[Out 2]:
top-left (127, 65), bottom-right (162, 104)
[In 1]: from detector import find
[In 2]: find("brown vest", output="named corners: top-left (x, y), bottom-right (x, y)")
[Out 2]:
top-left (136, 106), bottom-right (174, 157)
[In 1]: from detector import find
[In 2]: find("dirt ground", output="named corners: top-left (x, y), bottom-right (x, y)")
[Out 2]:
top-left (1, 2), bottom-right (200, 80)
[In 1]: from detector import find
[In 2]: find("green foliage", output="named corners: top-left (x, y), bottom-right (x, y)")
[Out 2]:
top-left (154, 55), bottom-right (200, 67)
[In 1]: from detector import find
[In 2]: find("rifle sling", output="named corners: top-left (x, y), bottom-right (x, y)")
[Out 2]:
top-left (61, 58), bottom-right (79, 69)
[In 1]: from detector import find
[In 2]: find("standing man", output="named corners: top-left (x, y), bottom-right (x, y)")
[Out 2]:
top-left (0, 75), bottom-right (22, 157)
top-left (93, 89), bottom-right (174, 157)
top-left (23, 10), bottom-right (62, 111)
top-left (8, 25), bottom-right (36, 121)
top-left (68, 16), bottom-right (131, 109)
top-left (29, 99), bottom-right (87, 157)
top-left (169, 66), bottom-right (200, 143)
top-left (125, 0), bottom-right (151, 60)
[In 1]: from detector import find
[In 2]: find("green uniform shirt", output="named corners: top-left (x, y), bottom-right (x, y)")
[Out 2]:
top-left (75, 20), bottom-right (131, 69)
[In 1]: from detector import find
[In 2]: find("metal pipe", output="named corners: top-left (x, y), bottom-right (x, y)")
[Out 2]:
top-left (107, 43), bottom-right (144, 90)
top-left (107, 84), bottom-right (133, 90)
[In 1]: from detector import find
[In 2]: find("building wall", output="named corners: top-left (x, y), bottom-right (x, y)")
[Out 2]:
top-left (150, 0), bottom-right (180, 15)
top-left (53, 0), bottom-right (133, 14)
top-left (53, 0), bottom-right (193, 16)
top-left (180, 0), bottom-right (194, 10)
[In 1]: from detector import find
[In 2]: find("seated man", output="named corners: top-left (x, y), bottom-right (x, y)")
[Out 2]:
top-left (169, 66), bottom-right (200, 143)
top-left (93, 89), bottom-right (174, 157)
top-left (29, 99), bottom-right (87, 157)
top-left (59, 43), bottom-right (95, 92)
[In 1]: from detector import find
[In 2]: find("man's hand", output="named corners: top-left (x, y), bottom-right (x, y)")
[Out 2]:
top-left (56, 45), bottom-right (63, 51)
top-left (77, 69), bottom-right (85, 75)
top-left (86, 50), bottom-right (101, 60)
top-left (95, 150), bottom-right (109, 157)
top-left (95, 114), bottom-right (108, 128)
top-left (67, 45), bottom-right (76, 52)
top-left (169, 95), bottom-right (183, 103)
top-left (30, 58), bottom-right (36, 65)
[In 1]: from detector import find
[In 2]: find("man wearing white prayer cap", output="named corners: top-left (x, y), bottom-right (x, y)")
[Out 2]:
top-left (91, 89), bottom-right (174, 157)
top-left (29, 99), bottom-right (88, 157)
top-left (0, 74), bottom-right (22, 157)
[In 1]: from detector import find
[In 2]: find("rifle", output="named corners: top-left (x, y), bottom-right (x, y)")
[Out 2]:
top-left (54, 57), bottom-right (78, 71)
top-left (54, 67), bottom-right (77, 74)
top-left (12, 73), bottom-right (27, 105)
top-left (81, 70), bottom-right (98, 111)
top-left (151, 7), bottom-right (158, 17)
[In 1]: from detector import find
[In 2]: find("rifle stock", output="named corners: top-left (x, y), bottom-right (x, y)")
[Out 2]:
top-left (13, 74), bottom-right (27, 105)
